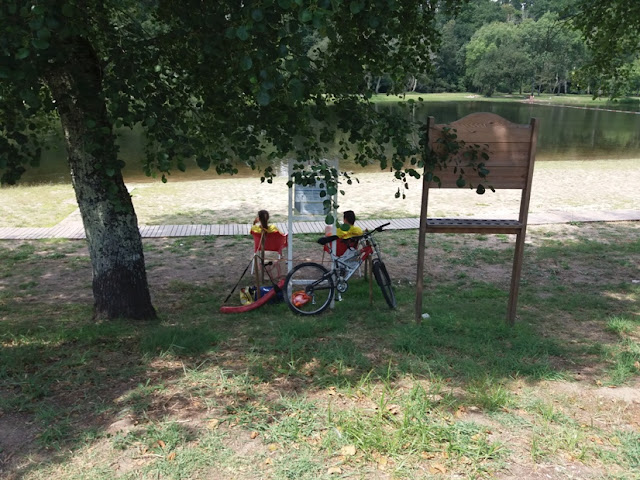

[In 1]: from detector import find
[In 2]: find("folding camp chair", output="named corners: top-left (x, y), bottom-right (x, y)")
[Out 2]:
top-left (250, 230), bottom-right (288, 280)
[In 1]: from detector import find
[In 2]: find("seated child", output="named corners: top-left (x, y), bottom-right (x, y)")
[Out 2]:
top-left (250, 209), bottom-right (279, 234)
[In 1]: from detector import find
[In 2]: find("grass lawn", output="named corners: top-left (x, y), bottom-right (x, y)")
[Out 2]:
top-left (371, 92), bottom-right (640, 110)
top-left (1, 222), bottom-right (639, 479)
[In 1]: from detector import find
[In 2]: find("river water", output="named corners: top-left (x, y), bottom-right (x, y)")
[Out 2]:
top-left (18, 100), bottom-right (640, 185)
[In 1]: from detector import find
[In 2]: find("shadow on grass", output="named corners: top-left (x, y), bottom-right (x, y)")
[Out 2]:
top-left (1, 223), bottom-right (638, 478)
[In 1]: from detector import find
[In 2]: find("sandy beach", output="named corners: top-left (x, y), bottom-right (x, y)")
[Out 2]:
top-left (127, 159), bottom-right (640, 226)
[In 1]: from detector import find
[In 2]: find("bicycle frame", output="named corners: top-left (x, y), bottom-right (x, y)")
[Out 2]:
top-left (324, 228), bottom-right (385, 299)
top-left (284, 223), bottom-right (394, 315)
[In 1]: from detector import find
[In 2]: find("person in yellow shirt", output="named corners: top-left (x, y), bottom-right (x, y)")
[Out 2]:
top-left (336, 210), bottom-right (363, 239)
top-left (250, 210), bottom-right (280, 234)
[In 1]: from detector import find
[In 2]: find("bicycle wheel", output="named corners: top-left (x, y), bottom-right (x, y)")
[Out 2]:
top-left (285, 262), bottom-right (334, 315)
top-left (372, 259), bottom-right (396, 308)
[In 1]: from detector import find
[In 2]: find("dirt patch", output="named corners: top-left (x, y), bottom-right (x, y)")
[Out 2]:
top-left (0, 413), bottom-right (40, 474)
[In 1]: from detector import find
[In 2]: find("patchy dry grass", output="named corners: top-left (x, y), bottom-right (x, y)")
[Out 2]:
top-left (0, 222), bottom-right (639, 479)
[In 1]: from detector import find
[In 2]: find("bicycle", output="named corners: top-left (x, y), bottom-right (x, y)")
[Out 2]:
top-left (284, 222), bottom-right (396, 315)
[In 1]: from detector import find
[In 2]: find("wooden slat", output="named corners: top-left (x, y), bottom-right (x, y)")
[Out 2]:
top-left (425, 218), bottom-right (523, 234)
top-left (428, 168), bottom-right (528, 189)
top-left (431, 147), bottom-right (532, 168)
top-left (430, 112), bottom-right (533, 143)
top-left (154, 225), bottom-right (170, 237)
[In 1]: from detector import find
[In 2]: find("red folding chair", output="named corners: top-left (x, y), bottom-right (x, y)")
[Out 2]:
top-left (251, 230), bottom-right (288, 276)
top-left (322, 235), bottom-right (360, 257)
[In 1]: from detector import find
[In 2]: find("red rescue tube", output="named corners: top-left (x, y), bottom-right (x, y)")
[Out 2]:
top-left (220, 279), bottom-right (285, 314)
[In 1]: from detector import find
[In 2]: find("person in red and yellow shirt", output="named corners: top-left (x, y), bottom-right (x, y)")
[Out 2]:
top-left (336, 210), bottom-right (363, 239)
top-left (250, 210), bottom-right (280, 234)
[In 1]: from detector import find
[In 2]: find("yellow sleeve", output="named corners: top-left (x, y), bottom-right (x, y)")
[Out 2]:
top-left (337, 225), bottom-right (362, 239)
top-left (251, 224), bottom-right (280, 234)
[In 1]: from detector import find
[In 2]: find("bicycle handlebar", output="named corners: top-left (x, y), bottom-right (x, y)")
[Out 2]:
top-left (317, 223), bottom-right (390, 245)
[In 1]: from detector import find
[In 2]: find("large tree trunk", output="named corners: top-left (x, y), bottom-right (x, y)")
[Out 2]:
top-left (44, 37), bottom-right (156, 320)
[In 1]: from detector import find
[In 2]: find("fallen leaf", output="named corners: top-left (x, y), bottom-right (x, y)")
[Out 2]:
top-left (250, 431), bottom-right (259, 439)
top-left (634, 361), bottom-right (640, 369)
top-left (166, 451), bottom-right (176, 461)
top-left (340, 445), bottom-right (357, 456)
top-left (156, 440), bottom-right (166, 449)
top-left (207, 418), bottom-right (220, 429)
top-left (377, 456), bottom-right (389, 470)
top-left (421, 451), bottom-right (435, 459)
top-left (268, 443), bottom-right (278, 452)
top-left (429, 463), bottom-right (447, 474)
top-left (327, 467), bottom-right (342, 475)
top-left (264, 458), bottom-right (272, 465)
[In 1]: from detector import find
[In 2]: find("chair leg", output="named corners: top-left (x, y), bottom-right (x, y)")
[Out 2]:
top-left (507, 231), bottom-right (526, 325)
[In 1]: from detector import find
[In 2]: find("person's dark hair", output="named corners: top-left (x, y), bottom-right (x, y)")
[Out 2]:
top-left (258, 210), bottom-right (270, 230)
top-left (343, 210), bottom-right (356, 225)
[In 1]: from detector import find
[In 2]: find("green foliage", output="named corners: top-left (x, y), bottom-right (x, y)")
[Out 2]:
top-left (572, 0), bottom-right (640, 92)
top-left (423, 124), bottom-right (493, 195)
top-left (464, 13), bottom-right (586, 96)
top-left (0, 0), bottom-right (464, 188)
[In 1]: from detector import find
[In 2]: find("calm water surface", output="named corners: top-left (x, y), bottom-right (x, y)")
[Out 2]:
top-left (19, 101), bottom-right (640, 185)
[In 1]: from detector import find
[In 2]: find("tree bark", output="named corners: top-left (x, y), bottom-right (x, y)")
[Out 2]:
top-left (44, 37), bottom-right (156, 320)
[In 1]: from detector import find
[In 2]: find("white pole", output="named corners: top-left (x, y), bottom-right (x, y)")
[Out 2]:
top-left (287, 159), bottom-right (293, 273)
top-left (329, 159), bottom-right (338, 309)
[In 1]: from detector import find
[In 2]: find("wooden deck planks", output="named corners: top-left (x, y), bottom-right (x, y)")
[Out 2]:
top-left (1, 211), bottom-right (639, 241)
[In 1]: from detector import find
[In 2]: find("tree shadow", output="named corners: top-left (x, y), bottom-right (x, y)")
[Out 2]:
top-left (1, 222), bottom-right (638, 478)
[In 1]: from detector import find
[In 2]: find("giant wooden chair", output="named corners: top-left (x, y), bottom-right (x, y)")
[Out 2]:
top-left (415, 112), bottom-right (539, 325)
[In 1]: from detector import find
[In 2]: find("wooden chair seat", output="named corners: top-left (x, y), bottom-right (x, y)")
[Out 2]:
top-left (425, 218), bottom-right (523, 234)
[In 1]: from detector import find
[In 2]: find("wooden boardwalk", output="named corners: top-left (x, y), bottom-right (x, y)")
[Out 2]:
top-left (0, 210), bottom-right (639, 240)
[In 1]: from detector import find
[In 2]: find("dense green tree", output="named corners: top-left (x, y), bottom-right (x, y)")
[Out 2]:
top-left (431, 0), bottom-right (507, 92)
top-left (0, 0), bottom-right (462, 320)
top-left (465, 21), bottom-right (534, 95)
top-left (520, 13), bottom-right (586, 94)
top-left (432, 20), bottom-right (466, 92)
top-left (571, 0), bottom-right (640, 92)
top-left (465, 12), bottom-right (586, 96)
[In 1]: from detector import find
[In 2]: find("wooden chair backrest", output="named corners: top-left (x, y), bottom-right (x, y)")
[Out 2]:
top-left (427, 112), bottom-right (537, 190)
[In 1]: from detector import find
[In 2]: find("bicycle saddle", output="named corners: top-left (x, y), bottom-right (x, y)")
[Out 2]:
top-left (317, 235), bottom-right (339, 245)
